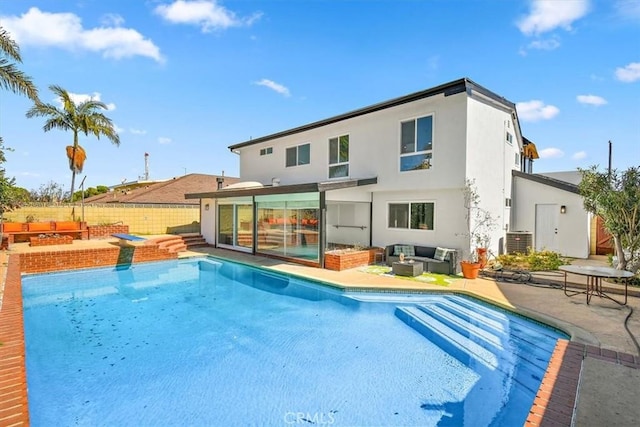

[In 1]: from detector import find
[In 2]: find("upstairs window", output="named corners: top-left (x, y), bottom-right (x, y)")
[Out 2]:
top-left (400, 115), bottom-right (433, 171)
top-left (506, 132), bottom-right (513, 144)
top-left (260, 147), bottom-right (273, 156)
top-left (286, 143), bottom-right (310, 167)
top-left (328, 135), bottom-right (349, 178)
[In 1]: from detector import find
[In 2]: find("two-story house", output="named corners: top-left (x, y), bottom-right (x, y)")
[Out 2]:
top-left (187, 77), bottom-right (544, 269)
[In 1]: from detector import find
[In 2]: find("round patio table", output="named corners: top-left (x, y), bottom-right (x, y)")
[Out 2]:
top-left (559, 265), bottom-right (634, 305)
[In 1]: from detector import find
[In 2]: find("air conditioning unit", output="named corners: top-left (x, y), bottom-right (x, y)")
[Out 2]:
top-left (506, 232), bottom-right (533, 254)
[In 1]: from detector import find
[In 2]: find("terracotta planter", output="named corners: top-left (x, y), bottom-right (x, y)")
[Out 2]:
top-left (460, 261), bottom-right (481, 279)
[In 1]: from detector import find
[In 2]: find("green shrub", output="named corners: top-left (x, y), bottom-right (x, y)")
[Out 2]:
top-left (495, 249), bottom-right (569, 271)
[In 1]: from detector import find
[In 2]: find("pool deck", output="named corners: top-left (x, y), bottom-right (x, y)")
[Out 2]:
top-left (1, 238), bottom-right (639, 426)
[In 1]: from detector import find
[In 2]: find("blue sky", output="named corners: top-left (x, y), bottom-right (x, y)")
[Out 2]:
top-left (1, 0), bottom-right (638, 193)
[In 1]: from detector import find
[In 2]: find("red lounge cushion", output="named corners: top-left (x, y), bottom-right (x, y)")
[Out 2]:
top-left (55, 221), bottom-right (79, 231)
top-left (28, 222), bottom-right (53, 232)
top-left (2, 222), bottom-right (24, 232)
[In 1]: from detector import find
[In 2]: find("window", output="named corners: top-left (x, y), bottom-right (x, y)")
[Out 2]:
top-left (505, 198), bottom-right (512, 207)
top-left (286, 143), bottom-right (310, 167)
top-left (328, 135), bottom-right (349, 178)
top-left (388, 202), bottom-right (434, 230)
top-left (506, 132), bottom-right (513, 144)
top-left (260, 147), bottom-right (273, 156)
top-left (400, 115), bottom-right (433, 171)
top-left (515, 152), bottom-right (520, 165)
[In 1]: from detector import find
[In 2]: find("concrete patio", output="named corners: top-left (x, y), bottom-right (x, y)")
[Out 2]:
top-left (1, 238), bottom-right (638, 426)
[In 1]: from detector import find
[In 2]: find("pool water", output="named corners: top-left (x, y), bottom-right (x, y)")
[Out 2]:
top-left (22, 258), bottom-right (566, 426)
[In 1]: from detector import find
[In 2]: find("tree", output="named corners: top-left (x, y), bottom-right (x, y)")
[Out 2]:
top-left (30, 181), bottom-right (67, 203)
top-left (26, 85), bottom-right (120, 201)
top-left (0, 26), bottom-right (39, 102)
top-left (0, 26), bottom-right (39, 219)
top-left (579, 166), bottom-right (640, 271)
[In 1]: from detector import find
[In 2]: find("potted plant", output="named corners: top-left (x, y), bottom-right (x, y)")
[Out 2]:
top-left (459, 179), bottom-right (499, 278)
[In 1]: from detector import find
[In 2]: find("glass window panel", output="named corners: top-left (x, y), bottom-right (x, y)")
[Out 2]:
top-left (329, 164), bottom-right (349, 178)
top-left (388, 203), bottom-right (409, 228)
top-left (411, 203), bottom-right (434, 230)
top-left (235, 204), bottom-right (253, 248)
top-left (217, 204), bottom-right (234, 245)
top-left (329, 138), bottom-right (338, 164)
top-left (400, 153), bottom-right (432, 171)
top-left (298, 144), bottom-right (310, 165)
top-left (401, 121), bottom-right (415, 154)
top-left (416, 116), bottom-right (433, 151)
top-left (286, 147), bottom-right (297, 167)
top-left (339, 135), bottom-right (349, 162)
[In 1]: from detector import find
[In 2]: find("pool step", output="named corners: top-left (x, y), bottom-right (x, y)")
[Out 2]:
top-left (395, 297), bottom-right (555, 394)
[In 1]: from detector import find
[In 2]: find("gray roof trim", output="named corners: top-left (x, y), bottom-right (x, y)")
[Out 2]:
top-left (185, 177), bottom-right (378, 200)
top-left (512, 170), bottom-right (580, 194)
top-left (229, 77), bottom-right (517, 150)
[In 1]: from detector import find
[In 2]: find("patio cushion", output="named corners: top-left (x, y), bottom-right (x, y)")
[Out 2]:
top-left (434, 247), bottom-right (454, 261)
top-left (55, 221), bottom-right (80, 231)
top-left (2, 222), bottom-right (24, 232)
top-left (394, 245), bottom-right (415, 257)
top-left (28, 222), bottom-right (53, 232)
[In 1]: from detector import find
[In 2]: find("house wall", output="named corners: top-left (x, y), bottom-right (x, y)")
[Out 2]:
top-left (236, 91), bottom-right (469, 192)
top-left (465, 97), bottom-right (522, 257)
top-left (511, 176), bottom-right (590, 258)
top-left (372, 188), bottom-right (466, 252)
top-left (200, 198), bottom-right (216, 244)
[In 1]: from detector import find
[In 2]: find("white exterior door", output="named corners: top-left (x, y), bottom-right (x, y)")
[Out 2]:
top-left (535, 204), bottom-right (559, 252)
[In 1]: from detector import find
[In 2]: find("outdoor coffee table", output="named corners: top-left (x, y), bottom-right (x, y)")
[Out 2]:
top-left (392, 261), bottom-right (423, 277)
top-left (559, 265), bottom-right (634, 305)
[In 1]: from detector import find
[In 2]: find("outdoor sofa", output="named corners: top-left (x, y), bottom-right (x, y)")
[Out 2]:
top-left (385, 244), bottom-right (458, 275)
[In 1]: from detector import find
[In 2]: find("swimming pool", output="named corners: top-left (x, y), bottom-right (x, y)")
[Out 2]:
top-left (22, 257), bottom-right (566, 426)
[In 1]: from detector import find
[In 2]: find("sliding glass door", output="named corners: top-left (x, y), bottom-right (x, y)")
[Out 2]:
top-left (217, 197), bottom-right (253, 251)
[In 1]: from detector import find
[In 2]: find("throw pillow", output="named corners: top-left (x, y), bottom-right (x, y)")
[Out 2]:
top-left (433, 247), bottom-right (454, 261)
top-left (394, 245), bottom-right (403, 256)
top-left (402, 245), bottom-right (415, 257)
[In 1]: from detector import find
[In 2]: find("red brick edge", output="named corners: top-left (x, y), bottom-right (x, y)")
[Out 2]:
top-left (0, 255), bottom-right (29, 426)
top-left (526, 339), bottom-right (640, 426)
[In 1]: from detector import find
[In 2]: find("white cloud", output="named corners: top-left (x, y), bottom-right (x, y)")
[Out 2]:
top-left (130, 129), bottom-right (147, 135)
top-left (158, 137), bottom-right (172, 145)
top-left (614, 0), bottom-right (640, 20)
top-left (527, 36), bottom-right (561, 51)
top-left (577, 94), bottom-right (607, 106)
top-left (56, 91), bottom-right (116, 111)
top-left (539, 147), bottom-right (564, 159)
top-left (516, 100), bottom-right (560, 122)
top-left (517, 0), bottom-right (590, 35)
top-left (154, 0), bottom-right (262, 32)
top-left (572, 151), bottom-right (587, 160)
top-left (615, 62), bottom-right (640, 82)
top-left (254, 79), bottom-right (291, 97)
top-left (113, 124), bottom-right (124, 134)
top-left (100, 13), bottom-right (125, 27)
top-left (1, 7), bottom-right (163, 62)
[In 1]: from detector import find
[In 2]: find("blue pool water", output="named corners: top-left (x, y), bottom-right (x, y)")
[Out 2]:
top-left (22, 258), bottom-right (566, 426)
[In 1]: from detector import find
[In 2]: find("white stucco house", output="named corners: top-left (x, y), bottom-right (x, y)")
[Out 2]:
top-left (186, 77), bottom-right (592, 269)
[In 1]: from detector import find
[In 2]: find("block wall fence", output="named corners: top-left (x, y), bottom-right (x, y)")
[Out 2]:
top-left (3, 204), bottom-right (200, 235)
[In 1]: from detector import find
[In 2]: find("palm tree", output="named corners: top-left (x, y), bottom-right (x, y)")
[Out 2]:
top-left (26, 85), bottom-right (120, 200)
top-left (1, 26), bottom-right (39, 220)
top-left (0, 26), bottom-right (39, 102)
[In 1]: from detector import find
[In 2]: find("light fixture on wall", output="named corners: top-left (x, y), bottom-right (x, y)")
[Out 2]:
top-left (205, 203), bottom-right (210, 211)
top-left (560, 205), bottom-right (566, 214)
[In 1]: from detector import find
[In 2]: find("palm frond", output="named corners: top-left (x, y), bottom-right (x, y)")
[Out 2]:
top-left (0, 27), bottom-right (21, 62)
top-left (0, 58), bottom-right (39, 101)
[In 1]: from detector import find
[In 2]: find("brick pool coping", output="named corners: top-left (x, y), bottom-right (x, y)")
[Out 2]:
top-left (1, 254), bottom-right (638, 426)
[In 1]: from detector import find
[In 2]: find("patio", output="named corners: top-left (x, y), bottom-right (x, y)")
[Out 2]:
top-left (1, 239), bottom-right (638, 425)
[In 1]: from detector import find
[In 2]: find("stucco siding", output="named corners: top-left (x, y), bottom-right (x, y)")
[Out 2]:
top-left (512, 176), bottom-right (589, 258)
